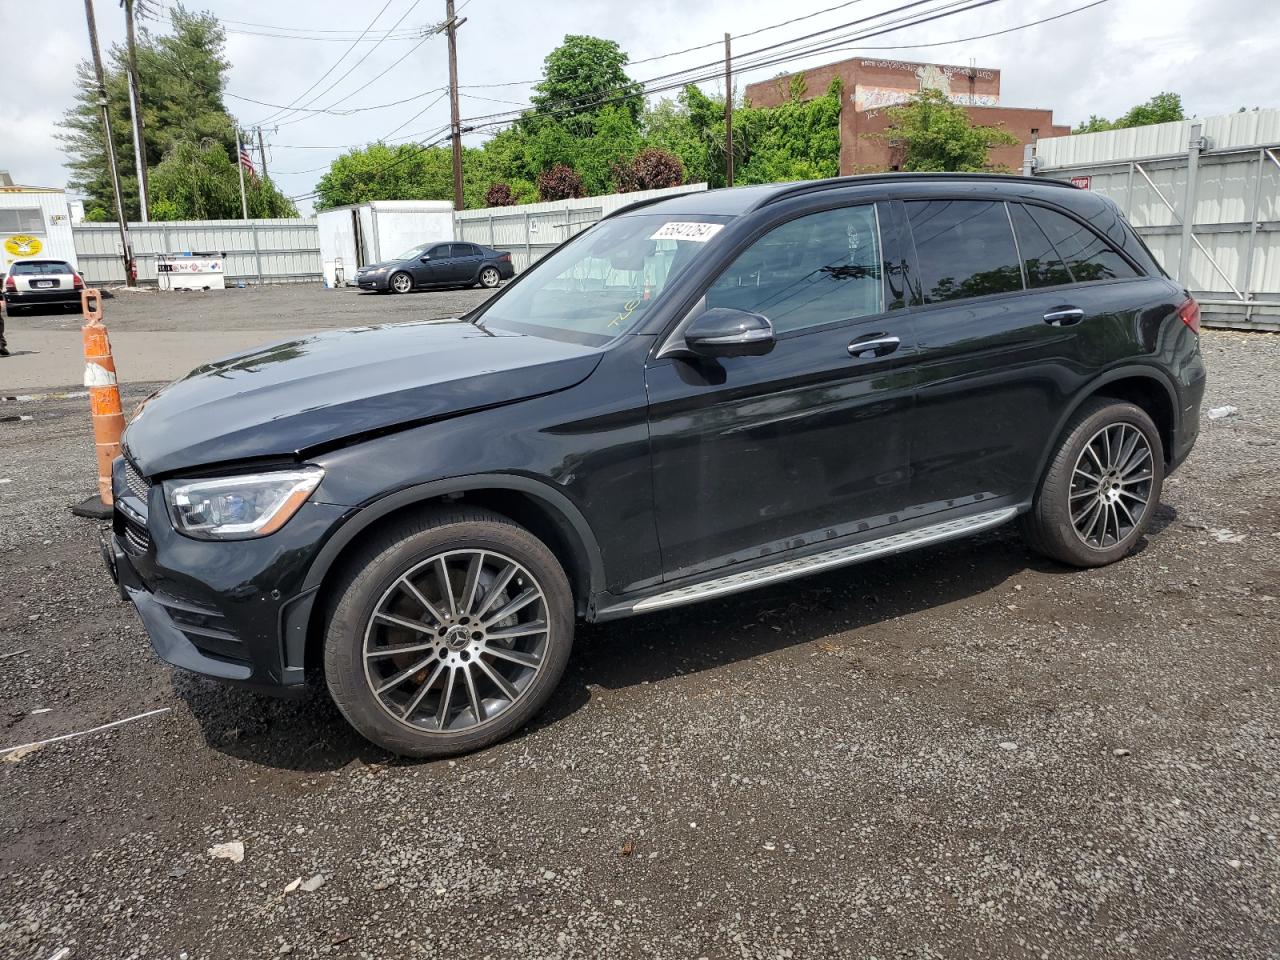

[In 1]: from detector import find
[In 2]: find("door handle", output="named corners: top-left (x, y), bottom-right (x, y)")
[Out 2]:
top-left (847, 335), bottom-right (900, 359)
top-left (1043, 307), bottom-right (1085, 326)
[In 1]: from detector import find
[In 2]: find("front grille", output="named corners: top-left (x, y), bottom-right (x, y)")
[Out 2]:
top-left (123, 519), bottom-right (151, 554)
top-left (124, 459), bottom-right (150, 501)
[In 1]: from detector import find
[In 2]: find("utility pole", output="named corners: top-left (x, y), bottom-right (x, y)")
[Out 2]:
top-left (256, 126), bottom-right (269, 182)
top-left (83, 0), bottom-right (135, 285)
top-left (724, 33), bottom-right (734, 188)
top-left (122, 0), bottom-right (149, 221)
top-left (235, 130), bottom-right (249, 220)
top-left (445, 0), bottom-right (464, 210)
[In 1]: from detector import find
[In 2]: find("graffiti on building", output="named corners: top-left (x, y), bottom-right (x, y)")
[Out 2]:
top-left (858, 59), bottom-right (996, 80)
top-left (854, 85), bottom-right (1000, 111)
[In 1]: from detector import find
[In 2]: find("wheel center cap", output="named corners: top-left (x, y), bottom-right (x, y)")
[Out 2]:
top-left (443, 625), bottom-right (470, 650)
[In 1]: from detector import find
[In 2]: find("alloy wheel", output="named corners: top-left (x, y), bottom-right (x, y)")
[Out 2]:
top-left (362, 549), bottom-right (549, 733)
top-left (1069, 422), bottom-right (1153, 549)
top-left (480, 268), bottom-right (500, 287)
top-left (391, 273), bottom-right (412, 294)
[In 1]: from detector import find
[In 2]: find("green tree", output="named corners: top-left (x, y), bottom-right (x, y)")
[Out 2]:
top-left (149, 139), bottom-right (296, 220)
top-left (876, 89), bottom-right (1018, 172)
top-left (315, 143), bottom-right (455, 209)
top-left (62, 7), bottom-right (222, 218)
top-left (528, 35), bottom-right (643, 134)
top-left (59, 5), bottom-right (291, 220)
top-left (1074, 92), bottom-right (1185, 133)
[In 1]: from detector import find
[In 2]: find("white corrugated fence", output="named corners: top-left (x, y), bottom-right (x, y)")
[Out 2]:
top-left (1031, 109), bottom-right (1280, 330)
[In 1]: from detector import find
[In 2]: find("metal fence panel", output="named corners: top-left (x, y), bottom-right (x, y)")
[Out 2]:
top-left (73, 218), bottom-right (322, 285)
top-left (1033, 112), bottom-right (1280, 331)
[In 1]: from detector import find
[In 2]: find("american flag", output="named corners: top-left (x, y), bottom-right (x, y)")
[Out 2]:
top-left (239, 145), bottom-right (256, 178)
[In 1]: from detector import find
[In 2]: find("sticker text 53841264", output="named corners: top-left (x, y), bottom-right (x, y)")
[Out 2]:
top-left (649, 222), bottom-right (724, 243)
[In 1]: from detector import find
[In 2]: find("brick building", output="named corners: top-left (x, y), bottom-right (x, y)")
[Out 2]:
top-left (743, 57), bottom-right (1070, 174)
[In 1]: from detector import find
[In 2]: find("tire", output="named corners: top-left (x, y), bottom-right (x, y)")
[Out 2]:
top-left (1020, 398), bottom-right (1164, 567)
top-left (323, 507), bottom-right (574, 758)
top-left (389, 272), bottom-right (413, 295)
top-left (478, 266), bottom-right (501, 288)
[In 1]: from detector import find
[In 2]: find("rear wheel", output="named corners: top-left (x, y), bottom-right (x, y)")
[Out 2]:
top-left (1020, 399), bottom-right (1163, 567)
top-left (324, 508), bottom-right (573, 758)
top-left (479, 266), bottom-right (501, 288)
top-left (389, 272), bottom-right (413, 294)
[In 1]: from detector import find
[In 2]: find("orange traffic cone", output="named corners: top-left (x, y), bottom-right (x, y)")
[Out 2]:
top-left (71, 288), bottom-right (125, 520)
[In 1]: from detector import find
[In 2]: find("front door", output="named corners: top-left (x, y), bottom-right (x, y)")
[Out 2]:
top-left (419, 244), bottom-right (452, 286)
top-left (645, 201), bottom-right (918, 582)
top-left (903, 197), bottom-right (1142, 510)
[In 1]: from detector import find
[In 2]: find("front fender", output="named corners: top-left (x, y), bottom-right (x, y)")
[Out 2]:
top-left (301, 472), bottom-right (606, 602)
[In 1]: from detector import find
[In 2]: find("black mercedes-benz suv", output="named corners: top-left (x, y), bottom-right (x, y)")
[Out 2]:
top-left (103, 174), bottom-right (1205, 757)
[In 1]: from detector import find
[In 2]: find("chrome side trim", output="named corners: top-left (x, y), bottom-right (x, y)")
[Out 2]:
top-left (630, 507), bottom-right (1018, 613)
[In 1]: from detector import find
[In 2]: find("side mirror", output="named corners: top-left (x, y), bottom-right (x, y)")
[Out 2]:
top-left (683, 307), bottom-right (775, 358)
top-left (419, 255), bottom-right (431, 262)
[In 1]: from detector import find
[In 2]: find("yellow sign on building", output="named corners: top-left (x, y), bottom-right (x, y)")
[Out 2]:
top-left (4, 234), bottom-right (43, 258)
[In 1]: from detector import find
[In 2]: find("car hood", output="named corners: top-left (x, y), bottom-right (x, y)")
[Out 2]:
top-left (356, 260), bottom-right (400, 273)
top-left (123, 319), bottom-right (603, 476)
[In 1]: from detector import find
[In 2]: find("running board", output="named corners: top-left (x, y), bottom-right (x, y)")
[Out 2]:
top-left (627, 507), bottom-right (1019, 614)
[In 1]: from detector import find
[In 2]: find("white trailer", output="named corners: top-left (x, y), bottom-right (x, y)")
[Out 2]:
top-left (316, 200), bottom-right (455, 286)
top-left (0, 174), bottom-right (79, 273)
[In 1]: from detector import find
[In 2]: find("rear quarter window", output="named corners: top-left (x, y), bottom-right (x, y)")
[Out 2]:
top-left (1025, 204), bottom-right (1139, 282)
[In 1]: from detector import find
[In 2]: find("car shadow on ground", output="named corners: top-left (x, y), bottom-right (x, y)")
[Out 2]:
top-left (184, 506), bottom-right (1177, 773)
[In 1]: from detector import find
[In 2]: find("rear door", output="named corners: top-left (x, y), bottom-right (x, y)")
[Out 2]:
top-left (448, 243), bottom-right (482, 283)
top-left (645, 200), bottom-right (918, 581)
top-left (903, 195), bottom-right (1142, 510)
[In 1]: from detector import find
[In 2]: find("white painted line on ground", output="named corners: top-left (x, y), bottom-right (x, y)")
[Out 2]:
top-left (0, 391), bottom-right (88, 403)
top-left (0, 707), bottom-right (171, 756)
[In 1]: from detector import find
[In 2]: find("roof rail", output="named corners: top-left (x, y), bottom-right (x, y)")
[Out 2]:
top-left (751, 172), bottom-right (1075, 209)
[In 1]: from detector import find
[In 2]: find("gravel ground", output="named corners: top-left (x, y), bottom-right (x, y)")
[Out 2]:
top-left (0, 307), bottom-right (1278, 959)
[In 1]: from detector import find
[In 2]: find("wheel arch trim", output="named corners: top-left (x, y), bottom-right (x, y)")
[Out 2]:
top-left (1032, 365), bottom-right (1179, 488)
top-left (302, 473), bottom-right (606, 604)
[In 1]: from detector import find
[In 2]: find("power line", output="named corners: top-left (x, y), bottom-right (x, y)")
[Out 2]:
top-left (249, 0), bottom-right (402, 126)
top-left (267, 0), bottom-right (431, 126)
top-left (223, 26), bottom-right (424, 41)
top-left (274, 34), bottom-right (438, 124)
top-left (226, 86), bottom-right (445, 116)
top-left (460, 0), bottom-right (982, 127)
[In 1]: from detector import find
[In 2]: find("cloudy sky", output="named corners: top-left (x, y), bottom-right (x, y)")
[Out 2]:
top-left (3, 0), bottom-right (1277, 214)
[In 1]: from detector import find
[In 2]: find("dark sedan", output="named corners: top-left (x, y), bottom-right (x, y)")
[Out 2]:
top-left (356, 241), bottom-right (515, 294)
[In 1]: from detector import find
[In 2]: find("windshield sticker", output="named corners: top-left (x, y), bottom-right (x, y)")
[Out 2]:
top-left (649, 222), bottom-right (724, 243)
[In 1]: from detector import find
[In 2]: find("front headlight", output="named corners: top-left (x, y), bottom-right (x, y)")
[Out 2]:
top-left (367, 266), bottom-right (388, 275)
top-left (165, 467), bottom-right (324, 540)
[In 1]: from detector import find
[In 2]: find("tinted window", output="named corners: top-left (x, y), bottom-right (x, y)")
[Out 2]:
top-left (1025, 205), bottom-right (1139, 282)
top-left (907, 200), bottom-right (1023, 303)
top-left (450, 243), bottom-right (477, 258)
top-left (706, 205), bottom-right (883, 335)
top-left (11, 261), bottom-right (73, 275)
top-left (1009, 203), bottom-right (1072, 288)
top-left (427, 245), bottom-right (451, 259)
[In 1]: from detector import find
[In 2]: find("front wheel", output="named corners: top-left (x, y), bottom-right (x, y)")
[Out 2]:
top-left (323, 508), bottom-right (574, 758)
top-left (1020, 398), bottom-right (1164, 567)
top-left (478, 266), bottom-right (501, 288)
top-left (389, 272), bottom-right (413, 294)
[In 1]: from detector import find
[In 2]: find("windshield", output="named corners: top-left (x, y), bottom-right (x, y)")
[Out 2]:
top-left (478, 214), bottom-right (732, 344)
top-left (395, 244), bottom-right (429, 261)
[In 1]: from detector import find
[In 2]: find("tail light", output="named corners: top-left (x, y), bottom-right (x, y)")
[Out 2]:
top-left (499, 253), bottom-right (511, 262)
top-left (1177, 297), bottom-right (1201, 335)
top-left (4, 276), bottom-right (14, 292)
top-left (73, 273), bottom-right (85, 289)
